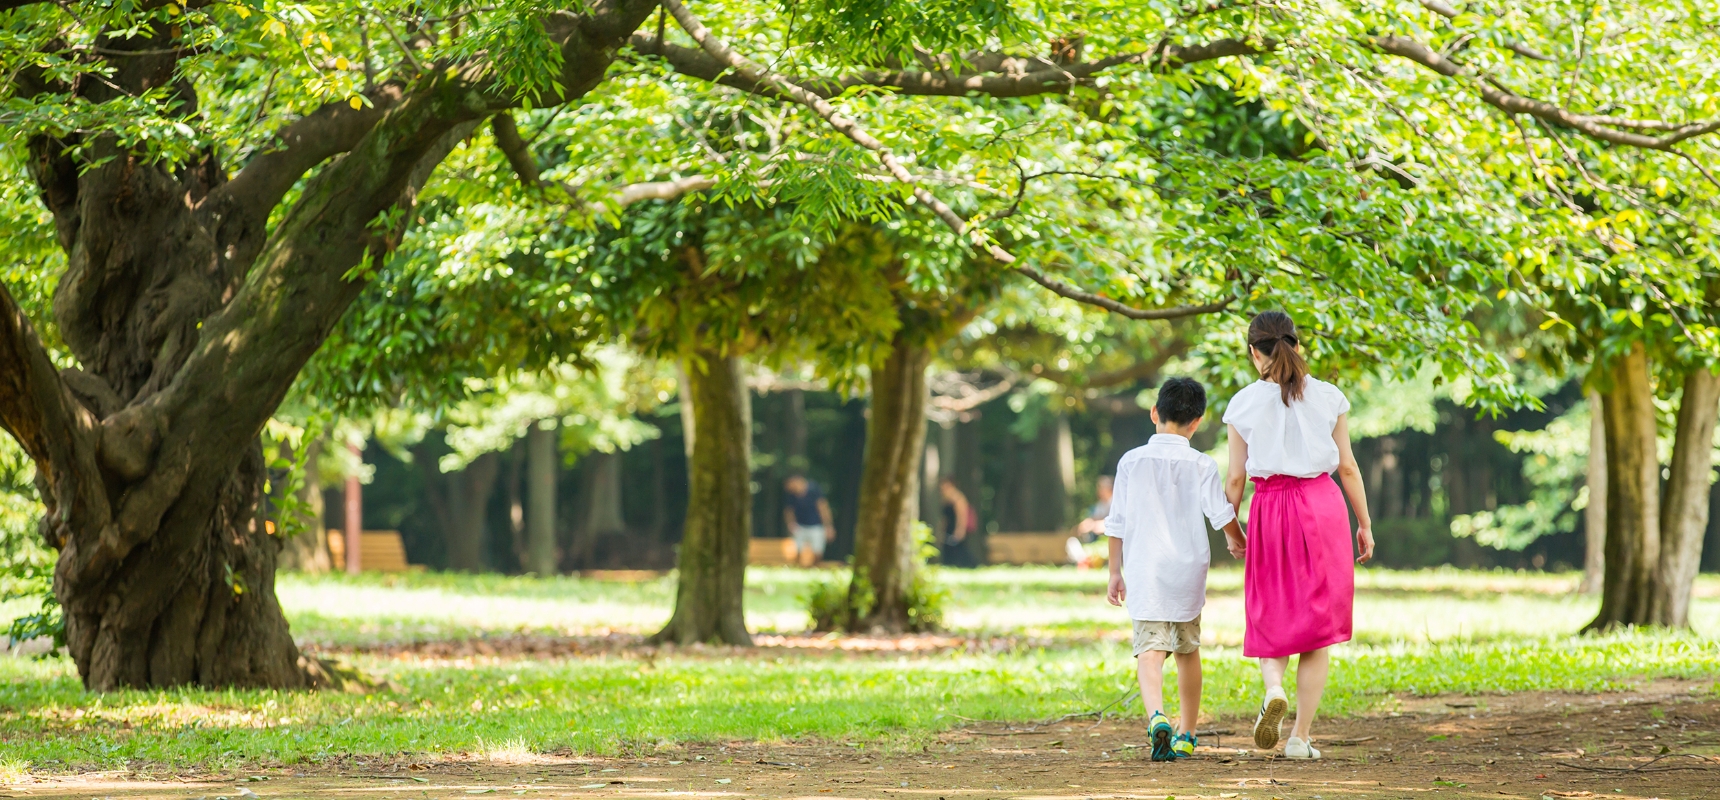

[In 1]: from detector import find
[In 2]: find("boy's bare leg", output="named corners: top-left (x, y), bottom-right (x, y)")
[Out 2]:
top-left (1173, 650), bottom-right (1201, 734)
top-left (1137, 651), bottom-right (1169, 714)
top-left (1290, 647), bottom-right (1329, 740)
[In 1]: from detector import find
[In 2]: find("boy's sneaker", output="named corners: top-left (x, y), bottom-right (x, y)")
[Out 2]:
top-left (1253, 686), bottom-right (1289, 750)
top-left (1171, 731), bottom-right (1197, 758)
top-left (1284, 736), bottom-right (1321, 760)
top-left (1148, 711), bottom-right (1175, 761)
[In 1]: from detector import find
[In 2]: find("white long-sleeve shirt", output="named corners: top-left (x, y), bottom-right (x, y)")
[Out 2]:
top-left (1105, 433), bottom-right (1237, 622)
top-left (1222, 377), bottom-right (1351, 478)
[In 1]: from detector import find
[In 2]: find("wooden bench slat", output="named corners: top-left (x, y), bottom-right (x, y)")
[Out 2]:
top-left (327, 530), bottom-right (412, 572)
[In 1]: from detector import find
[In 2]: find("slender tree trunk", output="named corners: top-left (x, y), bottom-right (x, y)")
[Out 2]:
top-left (1587, 344), bottom-right (1661, 631)
top-left (785, 388), bottom-right (808, 471)
top-left (1580, 390), bottom-right (1607, 594)
top-left (443, 452), bottom-right (502, 573)
top-left (651, 354), bottom-right (752, 645)
top-left (1027, 413), bottom-right (1074, 530)
top-left (505, 440), bottom-right (526, 567)
top-left (569, 450), bottom-right (626, 566)
top-left (583, 451), bottom-right (627, 535)
top-left (1651, 367), bottom-right (1720, 626)
top-left (849, 338), bottom-right (932, 632)
top-left (276, 439), bottom-right (331, 573)
top-left (526, 421), bottom-right (559, 576)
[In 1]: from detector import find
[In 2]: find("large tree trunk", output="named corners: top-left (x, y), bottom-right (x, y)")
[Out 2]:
top-left (1651, 367), bottom-right (1720, 626)
top-left (1586, 344), bottom-right (1661, 631)
top-left (1580, 390), bottom-right (1607, 594)
top-left (651, 354), bottom-right (753, 645)
top-left (0, 0), bottom-right (663, 691)
top-left (849, 338), bottom-right (932, 632)
top-left (525, 421), bottom-right (559, 576)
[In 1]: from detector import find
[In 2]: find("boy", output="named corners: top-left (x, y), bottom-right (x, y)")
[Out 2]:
top-left (1105, 377), bottom-right (1246, 762)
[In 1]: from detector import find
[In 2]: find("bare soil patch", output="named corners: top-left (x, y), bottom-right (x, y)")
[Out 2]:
top-left (8, 680), bottom-right (1717, 800)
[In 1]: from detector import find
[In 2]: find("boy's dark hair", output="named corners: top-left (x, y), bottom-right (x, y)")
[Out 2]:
top-left (1155, 377), bottom-right (1207, 425)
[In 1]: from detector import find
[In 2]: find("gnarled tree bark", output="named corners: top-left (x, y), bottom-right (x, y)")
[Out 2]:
top-left (0, 0), bottom-right (661, 690)
top-left (848, 336), bottom-right (933, 633)
top-left (651, 353), bottom-right (753, 646)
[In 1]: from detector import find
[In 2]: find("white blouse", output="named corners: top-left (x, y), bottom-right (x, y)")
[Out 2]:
top-left (1222, 377), bottom-right (1351, 478)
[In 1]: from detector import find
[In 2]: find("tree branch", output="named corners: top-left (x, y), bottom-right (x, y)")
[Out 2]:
top-left (629, 31), bottom-right (1260, 99)
top-left (212, 83), bottom-right (408, 229)
top-left (928, 371), bottom-right (1016, 412)
top-left (1012, 264), bottom-right (1236, 320)
top-left (1372, 35), bottom-right (1720, 151)
top-left (0, 278), bottom-right (109, 554)
top-left (658, 0), bottom-right (1238, 323)
top-left (1417, 0), bottom-right (1556, 62)
top-left (490, 112), bottom-right (542, 185)
top-left (493, 111), bottom-right (714, 207)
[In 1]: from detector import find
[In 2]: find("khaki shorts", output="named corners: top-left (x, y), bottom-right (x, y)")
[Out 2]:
top-left (790, 524), bottom-right (827, 558)
top-left (1132, 616), bottom-right (1201, 656)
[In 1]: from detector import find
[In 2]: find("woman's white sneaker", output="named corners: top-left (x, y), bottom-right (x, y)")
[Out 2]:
top-left (1284, 736), bottom-right (1321, 759)
top-left (1252, 686), bottom-right (1288, 749)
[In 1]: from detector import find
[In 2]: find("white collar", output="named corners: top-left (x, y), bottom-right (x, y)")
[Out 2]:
top-left (1148, 433), bottom-right (1191, 447)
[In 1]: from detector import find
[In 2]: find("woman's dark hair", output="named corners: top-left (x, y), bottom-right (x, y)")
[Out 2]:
top-left (1155, 377), bottom-right (1208, 425)
top-left (1248, 311), bottom-right (1308, 405)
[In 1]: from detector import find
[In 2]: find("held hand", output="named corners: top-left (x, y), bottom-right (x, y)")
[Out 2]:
top-left (1225, 532), bottom-right (1246, 560)
top-left (1106, 574), bottom-right (1126, 606)
top-left (826, 529), bottom-right (836, 543)
top-left (1356, 525), bottom-right (1375, 564)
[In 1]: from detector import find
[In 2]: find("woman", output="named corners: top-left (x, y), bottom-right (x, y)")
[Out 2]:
top-left (1223, 311), bottom-right (1375, 760)
top-left (938, 477), bottom-right (978, 568)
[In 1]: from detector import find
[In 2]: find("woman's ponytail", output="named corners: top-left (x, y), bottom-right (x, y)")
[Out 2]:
top-left (1248, 311), bottom-right (1307, 405)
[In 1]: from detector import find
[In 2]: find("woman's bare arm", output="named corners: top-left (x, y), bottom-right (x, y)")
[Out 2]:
top-left (952, 493), bottom-right (971, 542)
top-left (1330, 414), bottom-right (1375, 563)
top-left (1225, 424), bottom-right (1249, 512)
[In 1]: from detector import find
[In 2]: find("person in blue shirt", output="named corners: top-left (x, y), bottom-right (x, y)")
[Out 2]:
top-left (783, 474), bottom-right (836, 567)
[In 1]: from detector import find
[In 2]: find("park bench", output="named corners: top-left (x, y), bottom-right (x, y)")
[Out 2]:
top-left (325, 530), bottom-right (413, 572)
top-left (748, 537), bottom-right (798, 566)
top-left (986, 532), bottom-right (1076, 565)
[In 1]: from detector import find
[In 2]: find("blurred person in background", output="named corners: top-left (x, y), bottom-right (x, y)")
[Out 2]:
top-left (938, 477), bottom-right (979, 567)
top-left (783, 474), bottom-right (836, 567)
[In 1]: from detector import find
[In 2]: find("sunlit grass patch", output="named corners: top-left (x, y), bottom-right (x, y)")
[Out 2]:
top-left (0, 758), bottom-right (30, 785)
top-left (477, 737), bottom-right (545, 764)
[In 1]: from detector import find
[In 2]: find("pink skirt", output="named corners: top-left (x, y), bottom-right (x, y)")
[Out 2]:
top-left (1243, 474), bottom-right (1354, 658)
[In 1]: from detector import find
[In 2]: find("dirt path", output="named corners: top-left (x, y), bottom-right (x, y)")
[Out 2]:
top-left (8, 681), bottom-right (1717, 800)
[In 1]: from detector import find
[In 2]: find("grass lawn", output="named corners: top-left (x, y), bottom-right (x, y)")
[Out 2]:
top-left (2, 567), bottom-right (1717, 774)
